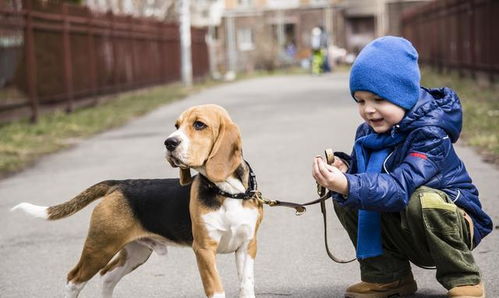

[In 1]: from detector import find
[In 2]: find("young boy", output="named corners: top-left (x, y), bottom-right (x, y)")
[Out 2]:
top-left (312, 36), bottom-right (492, 298)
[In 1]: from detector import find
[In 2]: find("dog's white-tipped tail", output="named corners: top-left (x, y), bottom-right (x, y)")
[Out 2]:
top-left (11, 202), bottom-right (49, 219)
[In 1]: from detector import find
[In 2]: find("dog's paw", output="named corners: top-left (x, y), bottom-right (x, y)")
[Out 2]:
top-left (239, 287), bottom-right (255, 298)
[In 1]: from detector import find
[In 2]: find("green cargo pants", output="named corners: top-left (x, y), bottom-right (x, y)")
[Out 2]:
top-left (333, 186), bottom-right (481, 289)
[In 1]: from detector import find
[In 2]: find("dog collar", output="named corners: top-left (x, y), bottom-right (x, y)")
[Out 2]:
top-left (202, 161), bottom-right (258, 200)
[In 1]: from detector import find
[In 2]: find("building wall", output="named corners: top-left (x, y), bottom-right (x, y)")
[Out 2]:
top-left (332, 7), bottom-right (346, 48)
top-left (334, 0), bottom-right (431, 53)
top-left (340, 0), bottom-right (378, 17)
top-left (385, 0), bottom-right (430, 35)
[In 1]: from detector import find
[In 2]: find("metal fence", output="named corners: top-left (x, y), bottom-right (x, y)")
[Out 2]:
top-left (401, 0), bottom-right (498, 81)
top-left (0, 0), bottom-right (209, 122)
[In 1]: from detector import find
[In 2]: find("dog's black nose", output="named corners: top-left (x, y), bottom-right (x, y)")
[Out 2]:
top-left (164, 137), bottom-right (181, 151)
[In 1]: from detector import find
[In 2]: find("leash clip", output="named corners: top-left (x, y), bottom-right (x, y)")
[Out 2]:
top-left (252, 191), bottom-right (278, 207)
top-left (253, 191), bottom-right (306, 216)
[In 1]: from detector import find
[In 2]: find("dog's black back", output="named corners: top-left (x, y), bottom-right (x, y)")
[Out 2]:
top-left (119, 179), bottom-right (193, 245)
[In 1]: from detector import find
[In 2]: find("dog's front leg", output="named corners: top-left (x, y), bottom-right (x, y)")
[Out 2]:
top-left (235, 246), bottom-right (245, 280)
top-left (193, 240), bottom-right (224, 298)
top-left (235, 240), bottom-right (256, 298)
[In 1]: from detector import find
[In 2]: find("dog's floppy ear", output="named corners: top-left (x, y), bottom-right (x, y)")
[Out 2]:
top-left (205, 120), bottom-right (242, 182)
top-left (179, 168), bottom-right (193, 185)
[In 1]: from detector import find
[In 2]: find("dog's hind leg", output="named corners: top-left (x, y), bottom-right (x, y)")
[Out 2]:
top-left (65, 230), bottom-right (124, 298)
top-left (100, 241), bottom-right (153, 298)
top-left (65, 191), bottom-right (143, 298)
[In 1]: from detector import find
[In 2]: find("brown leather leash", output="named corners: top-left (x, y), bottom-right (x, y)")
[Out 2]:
top-left (253, 149), bottom-right (356, 264)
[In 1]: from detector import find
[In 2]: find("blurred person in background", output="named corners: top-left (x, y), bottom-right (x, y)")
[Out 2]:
top-left (310, 26), bottom-right (328, 75)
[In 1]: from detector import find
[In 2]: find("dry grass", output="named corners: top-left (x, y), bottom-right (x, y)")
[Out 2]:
top-left (421, 68), bottom-right (499, 164)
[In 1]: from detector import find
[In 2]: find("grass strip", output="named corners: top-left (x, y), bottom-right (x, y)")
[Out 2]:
top-left (0, 68), bottom-right (303, 178)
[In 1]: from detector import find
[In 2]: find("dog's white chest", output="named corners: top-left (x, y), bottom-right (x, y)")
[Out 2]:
top-left (202, 199), bottom-right (259, 254)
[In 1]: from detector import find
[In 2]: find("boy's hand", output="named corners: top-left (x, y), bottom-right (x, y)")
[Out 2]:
top-left (312, 156), bottom-right (348, 195)
top-left (331, 156), bottom-right (349, 173)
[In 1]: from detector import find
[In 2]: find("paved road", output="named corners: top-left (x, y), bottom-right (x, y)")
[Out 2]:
top-left (1, 73), bottom-right (497, 297)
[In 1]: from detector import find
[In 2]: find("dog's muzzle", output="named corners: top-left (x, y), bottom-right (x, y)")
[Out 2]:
top-left (166, 155), bottom-right (187, 168)
top-left (164, 137), bottom-right (188, 169)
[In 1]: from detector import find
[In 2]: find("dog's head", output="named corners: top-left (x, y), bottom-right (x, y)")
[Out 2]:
top-left (165, 104), bottom-right (242, 185)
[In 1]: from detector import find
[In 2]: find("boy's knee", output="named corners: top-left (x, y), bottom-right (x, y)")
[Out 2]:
top-left (408, 187), bottom-right (459, 234)
top-left (405, 187), bottom-right (426, 221)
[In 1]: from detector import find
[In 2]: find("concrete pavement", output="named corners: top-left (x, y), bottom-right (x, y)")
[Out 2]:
top-left (1, 73), bottom-right (497, 297)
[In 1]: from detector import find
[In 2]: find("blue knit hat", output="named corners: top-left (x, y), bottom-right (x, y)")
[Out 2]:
top-left (349, 36), bottom-right (421, 110)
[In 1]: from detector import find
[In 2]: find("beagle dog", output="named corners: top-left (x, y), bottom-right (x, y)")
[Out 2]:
top-left (11, 104), bottom-right (264, 298)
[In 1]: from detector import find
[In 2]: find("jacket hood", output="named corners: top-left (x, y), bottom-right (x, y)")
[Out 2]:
top-left (398, 87), bottom-right (462, 143)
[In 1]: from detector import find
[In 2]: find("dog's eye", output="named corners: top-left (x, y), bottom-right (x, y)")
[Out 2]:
top-left (193, 121), bottom-right (207, 130)
top-left (174, 123), bottom-right (179, 129)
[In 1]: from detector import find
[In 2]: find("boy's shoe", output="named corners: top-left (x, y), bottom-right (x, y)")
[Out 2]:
top-left (344, 273), bottom-right (417, 298)
top-left (447, 282), bottom-right (485, 298)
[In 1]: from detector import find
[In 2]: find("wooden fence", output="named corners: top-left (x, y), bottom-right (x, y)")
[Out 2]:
top-left (401, 0), bottom-right (498, 81)
top-left (0, 0), bottom-right (209, 122)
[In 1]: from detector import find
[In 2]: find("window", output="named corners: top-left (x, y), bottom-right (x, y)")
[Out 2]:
top-left (350, 17), bottom-right (375, 34)
top-left (237, 28), bottom-right (254, 51)
top-left (309, 0), bottom-right (329, 6)
top-left (238, 0), bottom-right (253, 8)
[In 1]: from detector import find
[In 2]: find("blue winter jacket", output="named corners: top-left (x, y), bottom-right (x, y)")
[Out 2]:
top-left (334, 87), bottom-right (493, 247)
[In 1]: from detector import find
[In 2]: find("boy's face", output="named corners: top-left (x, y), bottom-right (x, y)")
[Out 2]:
top-left (354, 91), bottom-right (405, 134)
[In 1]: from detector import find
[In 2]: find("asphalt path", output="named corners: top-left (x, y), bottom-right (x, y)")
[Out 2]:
top-left (1, 73), bottom-right (497, 297)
